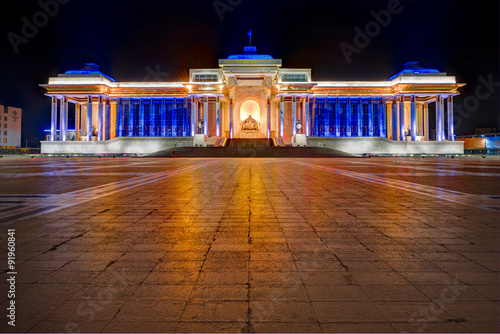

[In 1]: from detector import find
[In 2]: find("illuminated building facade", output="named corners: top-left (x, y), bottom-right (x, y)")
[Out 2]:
top-left (40, 46), bottom-right (465, 154)
top-left (0, 105), bottom-right (22, 148)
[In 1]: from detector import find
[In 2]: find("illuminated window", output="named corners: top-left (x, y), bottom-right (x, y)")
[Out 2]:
top-left (311, 97), bottom-right (386, 138)
top-left (117, 98), bottom-right (191, 138)
top-left (282, 73), bottom-right (307, 82)
top-left (3, 138), bottom-right (6, 143)
top-left (193, 74), bottom-right (218, 82)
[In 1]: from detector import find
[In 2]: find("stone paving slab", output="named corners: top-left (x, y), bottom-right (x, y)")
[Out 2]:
top-left (0, 157), bottom-right (498, 333)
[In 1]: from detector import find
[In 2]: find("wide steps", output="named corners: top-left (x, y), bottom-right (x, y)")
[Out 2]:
top-left (228, 139), bottom-right (272, 148)
top-left (147, 146), bottom-right (357, 158)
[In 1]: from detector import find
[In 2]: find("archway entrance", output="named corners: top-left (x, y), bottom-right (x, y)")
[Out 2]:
top-left (239, 100), bottom-right (264, 138)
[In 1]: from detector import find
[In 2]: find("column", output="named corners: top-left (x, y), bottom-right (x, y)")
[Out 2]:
top-left (50, 97), bottom-right (57, 141)
top-left (304, 95), bottom-right (311, 137)
top-left (280, 97), bottom-right (284, 137)
top-left (324, 100), bottom-right (329, 136)
top-left (110, 100), bottom-right (117, 139)
top-left (60, 97), bottom-right (68, 141)
top-left (128, 100), bottom-right (134, 137)
top-left (379, 100), bottom-right (386, 138)
top-left (190, 96), bottom-right (196, 136)
top-left (171, 99), bottom-right (176, 137)
top-left (105, 101), bottom-right (111, 140)
top-left (98, 97), bottom-right (104, 141)
top-left (216, 97), bottom-right (221, 137)
top-left (357, 101), bottom-right (363, 137)
top-left (229, 99), bottom-right (234, 138)
top-left (415, 103), bottom-right (421, 136)
top-left (368, 100), bottom-right (374, 137)
top-left (436, 96), bottom-right (443, 141)
top-left (267, 99), bottom-right (271, 138)
top-left (399, 96), bottom-right (405, 141)
top-left (334, 99), bottom-right (340, 137)
top-left (75, 103), bottom-right (80, 141)
top-left (151, 99), bottom-right (157, 137)
top-left (447, 96), bottom-right (454, 141)
top-left (138, 100), bottom-right (145, 137)
top-left (346, 99), bottom-right (352, 137)
top-left (161, 100), bottom-right (167, 137)
top-left (292, 96), bottom-right (297, 136)
top-left (311, 98), bottom-right (317, 137)
top-left (118, 101), bottom-right (124, 137)
top-left (86, 97), bottom-right (93, 141)
top-left (441, 97), bottom-right (445, 140)
top-left (410, 95), bottom-right (417, 141)
top-left (297, 97), bottom-right (302, 134)
top-left (203, 96), bottom-right (208, 136)
top-left (424, 102), bottom-right (429, 141)
top-left (392, 100), bottom-right (398, 141)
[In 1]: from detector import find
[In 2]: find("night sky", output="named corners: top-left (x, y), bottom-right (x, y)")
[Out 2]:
top-left (1, 0), bottom-right (498, 145)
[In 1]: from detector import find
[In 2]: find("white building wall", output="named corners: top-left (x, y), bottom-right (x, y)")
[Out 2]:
top-left (0, 105), bottom-right (22, 147)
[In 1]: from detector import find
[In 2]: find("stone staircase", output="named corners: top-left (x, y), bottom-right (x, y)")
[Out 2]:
top-left (146, 145), bottom-right (357, 158)
top-left (227, 139), bottom-right (273, 148)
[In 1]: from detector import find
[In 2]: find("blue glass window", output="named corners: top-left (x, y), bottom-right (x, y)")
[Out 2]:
top-left (117, 98), bottom-right (191, 137)
top-left (310, 97), bottom-right (387, 138)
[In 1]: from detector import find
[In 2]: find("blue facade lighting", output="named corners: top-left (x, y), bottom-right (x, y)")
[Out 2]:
top-left (311, 97), bottom-right (387, 138)
top-left (117, 98), bottom-right (191, 138)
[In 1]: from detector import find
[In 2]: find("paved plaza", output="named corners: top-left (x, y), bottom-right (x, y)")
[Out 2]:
top-left (0, 156), bottom-right (499, 333)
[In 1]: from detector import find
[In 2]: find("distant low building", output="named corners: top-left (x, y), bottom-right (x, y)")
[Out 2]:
top-left (456, 128), bottom-right (500, 154)
top-left (0, 105), bottom-right (22, 147)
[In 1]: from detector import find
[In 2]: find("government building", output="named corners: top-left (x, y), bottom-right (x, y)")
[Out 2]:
top-left (40, 45), bottom-right (465, 155)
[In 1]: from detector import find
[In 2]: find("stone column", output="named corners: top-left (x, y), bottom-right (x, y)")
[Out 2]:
top-left (203, 96), bottom-right (208, 136)
top-left (229, 99), bottom-right (234, 138)
top-left (411, 95), bottom-right (417, 141)
top-left (138, 100), bottom-right (145, 137)
top-left (280, 97), bottom-right (284, 137)
top-left (311, 98), bottom-right (316, 137)
top-left (60, 97), bottom-right (68, 141)
top-left (110, 100), bottom-right (117, 139)
top-left (75, 103), bottom-right (80, 141)
top-left (267, 98), bottom-right (271, 138)
top-left (380, 100), bottom-right (386, 138)
top-left (424, 102), bottom-right (429, 141)
top-left (447, 96), bottom-right (454, 141)
top-left (334, 100), bottom-right (340, 137)
top-left (357, 102), bottom-right (363, 137)
top-left (368, 100), bottom-right (374, 137)
top-left (191, 96), bottom-right (196, 136)
top-left (98, 97), bottom-right (104, 141)
top-left (216, 97), bottom-right (221, 137)
top-left (346, 99), bottom-right (352, 137)
top-left (399, 96), bottom-right (405, 141)
top-left (292, 96), bottom-right (297, 136)
top-left (305, 96), bottom-right (310, 137)
top-left (392, 100), bottom-right (398, 141)
top-left (436, 96), bottom-right (443, 141)
top-left (50, 97), bottom-right (57, 141)
top-left (105, 101), bottom-right (110, 140)
top-left (87, 97), bottom-right (93, 141)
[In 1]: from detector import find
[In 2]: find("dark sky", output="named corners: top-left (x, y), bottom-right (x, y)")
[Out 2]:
top-left (1, 0), bottom-right (498, 143)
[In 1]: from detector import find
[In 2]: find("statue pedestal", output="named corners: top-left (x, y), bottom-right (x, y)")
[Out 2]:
top-left (240, 130), bottom-right (264, 138)
top-left (193, 134), bottom-right (207, 147)
top-left (293, 134), bottom-right (307, 147)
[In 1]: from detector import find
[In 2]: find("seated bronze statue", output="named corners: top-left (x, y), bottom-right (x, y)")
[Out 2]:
top-left (241, 115), bottom-right (260, 131)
